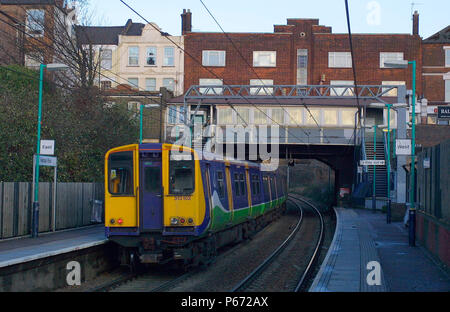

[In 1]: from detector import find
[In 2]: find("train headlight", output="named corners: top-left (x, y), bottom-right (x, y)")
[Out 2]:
top-left (170, 217), bottom-right (179, 225)
top-left (188, 218), bottom-right (194, 224)
top-left (110, 219), bottom-right (115, 225)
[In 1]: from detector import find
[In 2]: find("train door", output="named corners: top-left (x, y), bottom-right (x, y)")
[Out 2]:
top-left (225, 164), bottom-right (234, 221)
top-left (204, 164), bottom-right (214, 226)
top-left (140, 152), bottom-right (163, 231)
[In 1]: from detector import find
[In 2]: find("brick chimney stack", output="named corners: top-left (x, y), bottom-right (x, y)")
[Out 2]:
top-left (181, 9), bottom-right (192, 35)
top-left (413, 11), bottom-right (419, 35)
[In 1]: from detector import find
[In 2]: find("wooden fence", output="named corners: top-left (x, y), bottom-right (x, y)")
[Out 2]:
top-left (0, 182), bottom-right (104, 239)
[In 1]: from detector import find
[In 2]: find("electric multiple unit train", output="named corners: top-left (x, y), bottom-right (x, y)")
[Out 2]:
top-left (105, 143), bottom-right (287, 268)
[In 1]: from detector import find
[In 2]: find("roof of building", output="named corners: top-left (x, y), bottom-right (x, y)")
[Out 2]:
top-left (423, 25), bottom-right (450, 44)
top-left (76, 19), bottom-right (145, 45)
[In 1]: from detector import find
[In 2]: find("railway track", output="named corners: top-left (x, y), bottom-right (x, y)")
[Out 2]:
top-left (231, 194), bottom-right (324, 292)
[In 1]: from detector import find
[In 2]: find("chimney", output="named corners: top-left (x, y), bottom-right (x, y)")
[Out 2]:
top-left (413, 11), bottom-right (419, 35)
top-left (181, 9), bottom-right (192, 35)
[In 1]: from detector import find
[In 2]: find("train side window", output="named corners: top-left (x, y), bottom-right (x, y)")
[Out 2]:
top-left (216, 171), bottom-right (225, 198)
top-left (251, 174), bottom-right (260, 195)
top-left (108, 151), bottom-right (134, 195)
top-left (234, 173), bottom-right (240, 196)
top-left (239, 173), bottom-right (246, 196)
top-left (263, 176), bottom-right (269, 197)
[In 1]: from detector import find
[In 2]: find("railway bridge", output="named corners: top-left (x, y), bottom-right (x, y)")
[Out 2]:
top-left (166, 84), bottom-right (410, 206)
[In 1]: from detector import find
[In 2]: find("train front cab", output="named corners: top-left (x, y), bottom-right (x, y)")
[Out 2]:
top-left (105, 144), bottom-right (207, 265)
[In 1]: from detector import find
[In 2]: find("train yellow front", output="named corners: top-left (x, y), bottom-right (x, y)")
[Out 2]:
top-left (105, 143), bottom-right (286, 268)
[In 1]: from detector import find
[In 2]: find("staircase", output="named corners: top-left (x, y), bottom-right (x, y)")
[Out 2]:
top-left (365, 140), bottom-right (388, 197)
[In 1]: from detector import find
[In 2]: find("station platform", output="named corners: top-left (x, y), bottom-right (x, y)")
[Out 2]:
top-left (0, 225), bottom-right (107, 269)
top-left (310, 208), bottom-right (450, 292)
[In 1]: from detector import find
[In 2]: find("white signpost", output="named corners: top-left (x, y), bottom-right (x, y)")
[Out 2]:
top-left (396, 139), bottom-right (412, 156)
top-left (360, 160), bottom-right (386, 166)
top-left (40, 140), bottom-right (55, 156)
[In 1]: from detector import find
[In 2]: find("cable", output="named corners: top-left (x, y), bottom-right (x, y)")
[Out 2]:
top-left (119, 0), bottom-right (310, 144)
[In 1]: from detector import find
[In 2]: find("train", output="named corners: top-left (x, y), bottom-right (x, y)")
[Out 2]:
top-left (104, 143), bottom-right (287, 270)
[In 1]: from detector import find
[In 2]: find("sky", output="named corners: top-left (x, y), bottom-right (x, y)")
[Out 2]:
top-left (86, 0), bottom-right (449, 39)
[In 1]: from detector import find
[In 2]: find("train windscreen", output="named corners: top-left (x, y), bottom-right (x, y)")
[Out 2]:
top-left (169, 151), bottom-right (195, 195)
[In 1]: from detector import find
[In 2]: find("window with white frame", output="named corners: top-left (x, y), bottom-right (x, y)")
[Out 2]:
top-left (128, 78), bottom-right (139, 88)
top-left (202, 50), bottom-right (226, 67)
top-left (199, 78), bottom-right (223, 95)
top-left (380, 52), bottom-right (404, 68)
top-left (382, 81), bottom-right (405, 97)
top-left (253, 51), bottom-right (276, 67)
top-left (250, 79), bottom-right (274, 95)
top-left (297, 49), bottom-right (308, 85)
top-left (127, 101), bottom-right (140, 112)
top-left (445, 48), bottom-right (450, 67)
top-left (236, 107), bottom-right (250, 124)
top-left (330, 80), bottom-right (354, 96)
top-left (26, 9), bottom-right (45, 36)
top-left (328, 52), bottom-right (352, 68)
top-left (305, 109), bottom-right (320, 126)
top-left (253, 108), bottom-right (268, 124)
top-left (163, 78), bottom-right (175, 92)
top-left (168, 105), bottom-right (178, 124)
top-left (287, 108), bottom-right (302, 125)
top-left (128, 47), bottom-right (139, 66)
top-left (445, 79), bottom-right (450, 102)
top-left (271, 108), bottom-right (284, 124)
top-left (218, 108), bottom-right (233, 124)
top-left (101, 49), bottom-right (112, 70)
top-left (145, 78), bottom-right (156, 91)
top-left (146, 47), bottom-right (157, 66)
top-left (323, 109), bottom-right (338, 126)
top-left (163, 47), bottom-right (175, 66)
top-left (341, 110), bottom-right (356, 127)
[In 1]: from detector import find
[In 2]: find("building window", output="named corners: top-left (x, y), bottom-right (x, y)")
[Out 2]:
top-left (445, 48), bottom-right (450, 67)
top-left (218, 108), bottom-right (233, 125)
top-left (328, 52), bottom-right (352, 68)
top-left (341, 110), bottom-right (356, 127)
top-left (127, 101), bottom-right (140, 111)
top-left (271, 108), bottom-right (284, 124)
top-left (146, 47), bottom-right (157, 65)
top-left (250, 79), bottom-right (274, 95)
top-left (287, 108), bottom-right (302, 125)
top-left (445, 79), bottom-right (450, 102)
top-left (168, 105), bottom-right (177, 124)
top-left (101, 80), bottom-right (112, 90)
top-left (163, 47), bottom-right (175, 66)
top-left (380, 52), bottom-right (404, 68)
top-left (254, 108), bottom-right (268, 124)
top-left (330, 80), bottom-right (354, 96)
top-left (253, 51), bottom-right (276, 67)
top-left (202, 50), bottom-right (226, 67)
top-left (297, 49), bottom-right (308, 85)
top-left (163, 78), bottom-right (175, 92)
top-left (305, 109), bottom-right (320, 126)
top-left (101, 49), bottom-right (112, 70)
top-left (24, 53), bottom-right (42, 68)
top-left (236, 107), bottom-right (250, 124)
top-left (26, 9), bottom-right (45, 36)
top-left (128, 47), bottom-right (139, 66)
top-left (128, 78), bottom-right (139, 88)
top-left (199, 78), bottom-right (223, 95)
top-left (145, 78), bottom-right (156, 91)
top-left (382, 81), bottom-right (405, 97)
top-left (323, 109), bottom-right (338, 126)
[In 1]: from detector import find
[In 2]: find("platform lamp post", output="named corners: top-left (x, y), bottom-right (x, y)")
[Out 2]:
top-left (384, 59), bottom-right (417, 246)
top-left (369, 101), bottom-right (408, 224)
top-left (32, 63), bottom-right (69, 238)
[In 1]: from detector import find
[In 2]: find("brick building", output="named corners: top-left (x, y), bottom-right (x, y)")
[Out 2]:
top-left (0, 0), bottom-right (76, 67)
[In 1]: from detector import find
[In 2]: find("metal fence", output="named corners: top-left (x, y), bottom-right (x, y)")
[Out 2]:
top-left (417, 139), bottom-right (450, 223)
top-left (0, 182), bottom-right (104, 239)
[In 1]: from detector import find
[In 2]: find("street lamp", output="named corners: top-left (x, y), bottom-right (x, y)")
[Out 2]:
top-left (384, 60), bottom-right (417, 246)
top-left (32, 63), bottom-right (69, 238)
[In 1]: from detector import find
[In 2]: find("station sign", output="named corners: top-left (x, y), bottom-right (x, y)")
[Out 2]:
top-left (40, 140), bottom-right (55, 155)
top-left (437, 106), bottom-right (450, 119)
top-left (35, 155), bottom-right (57, 167)
top-left (360, 160), bottom-right (385, 166)
top-left (396, 139), bottom-right (412, 156)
